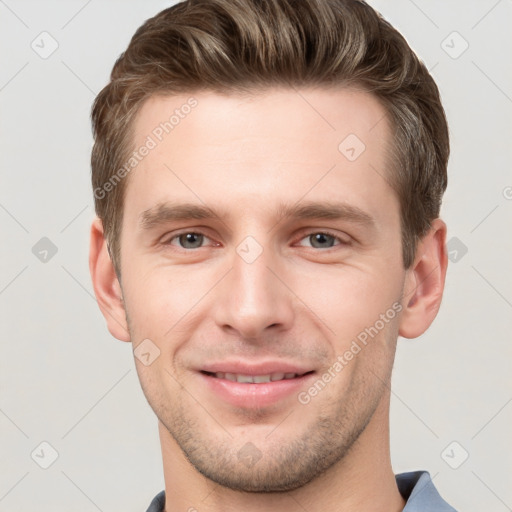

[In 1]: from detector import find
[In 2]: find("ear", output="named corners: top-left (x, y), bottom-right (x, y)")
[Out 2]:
top-left (89, 217), bottom-right (130, 342)
top-left (399, 218), bottom-right (448, 339)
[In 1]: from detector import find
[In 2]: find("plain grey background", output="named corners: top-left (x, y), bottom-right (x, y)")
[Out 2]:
top-left (1, 1), bottom-right (511, 510)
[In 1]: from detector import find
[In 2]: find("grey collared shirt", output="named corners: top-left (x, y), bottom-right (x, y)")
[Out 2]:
top-left (146, 470), bottom-right (457, 511)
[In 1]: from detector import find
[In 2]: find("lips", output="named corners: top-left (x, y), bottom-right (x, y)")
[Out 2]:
top-left (197, 361), bottom-right (316, 408)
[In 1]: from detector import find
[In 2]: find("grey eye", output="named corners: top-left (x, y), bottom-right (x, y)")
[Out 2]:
top-left (309, 233), bottom-right (336, 248)
top-left (178, 233), bottom-right (204, 249)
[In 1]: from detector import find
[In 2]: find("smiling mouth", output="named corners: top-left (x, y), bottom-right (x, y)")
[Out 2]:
top-left (201, 370), bottom-right (314, 383)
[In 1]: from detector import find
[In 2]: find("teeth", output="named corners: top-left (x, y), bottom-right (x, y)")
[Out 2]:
top-left (253, 375), bottom-right (271, 383)
top-left (212, 372), bottom-right (298, 383)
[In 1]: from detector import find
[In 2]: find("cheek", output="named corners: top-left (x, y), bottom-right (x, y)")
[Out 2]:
top-left (122, 262), bottom-right (215, 341)
top-left (292, 264), bottom-right (402, 342)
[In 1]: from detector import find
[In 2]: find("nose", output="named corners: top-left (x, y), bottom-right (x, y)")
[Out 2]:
top-left (212, 240), bottom-right (295, 341)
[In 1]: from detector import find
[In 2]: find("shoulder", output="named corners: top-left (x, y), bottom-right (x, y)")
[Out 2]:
top-left (145, 490), bottom-right (165, 512)
top-left (396, 471), bottom-right (458, 511)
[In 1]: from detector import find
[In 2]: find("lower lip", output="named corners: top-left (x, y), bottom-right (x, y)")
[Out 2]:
top-left (198, 372), bottom-right (315, 408)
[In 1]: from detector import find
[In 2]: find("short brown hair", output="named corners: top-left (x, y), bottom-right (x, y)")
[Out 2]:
top-left (91, 0), bottom-right (449, 274)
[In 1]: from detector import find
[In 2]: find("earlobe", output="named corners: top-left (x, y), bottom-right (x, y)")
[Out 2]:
top-left (89, 217), bottom-right (131, 342)
top-left (398, 219), bottom-right (448, 339)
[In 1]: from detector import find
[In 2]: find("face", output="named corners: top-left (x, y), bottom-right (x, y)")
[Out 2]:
top-left (117, 88), bottom-right (407, 491)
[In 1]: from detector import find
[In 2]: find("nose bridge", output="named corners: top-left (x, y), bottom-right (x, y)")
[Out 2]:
top-left (234, 240), bottom-right (273, 305)
top-left (214, 235), bottom-right (294, 338)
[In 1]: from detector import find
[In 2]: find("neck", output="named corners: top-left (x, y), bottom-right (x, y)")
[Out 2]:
top-left (158, 391), bottom-right (405, 512)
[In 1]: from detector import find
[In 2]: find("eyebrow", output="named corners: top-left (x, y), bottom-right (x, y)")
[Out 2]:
top-left (138, 200), bottom-right (375, 230)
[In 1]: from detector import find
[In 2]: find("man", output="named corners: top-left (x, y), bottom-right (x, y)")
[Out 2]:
top-left (89, 0), bottom-right (456, 510)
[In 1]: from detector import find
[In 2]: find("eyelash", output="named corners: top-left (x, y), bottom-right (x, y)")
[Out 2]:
top-left (161, 230), bottom-right (350, 250)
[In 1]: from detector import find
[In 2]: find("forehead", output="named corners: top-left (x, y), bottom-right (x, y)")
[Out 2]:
top-left (125, 87), bottom-right (396, 224)
top-left (134, 86), bottom-right (390, 147)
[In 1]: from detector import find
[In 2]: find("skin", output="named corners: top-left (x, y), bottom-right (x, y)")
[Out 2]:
top-left (90, 87), bottom-right (448, 512)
